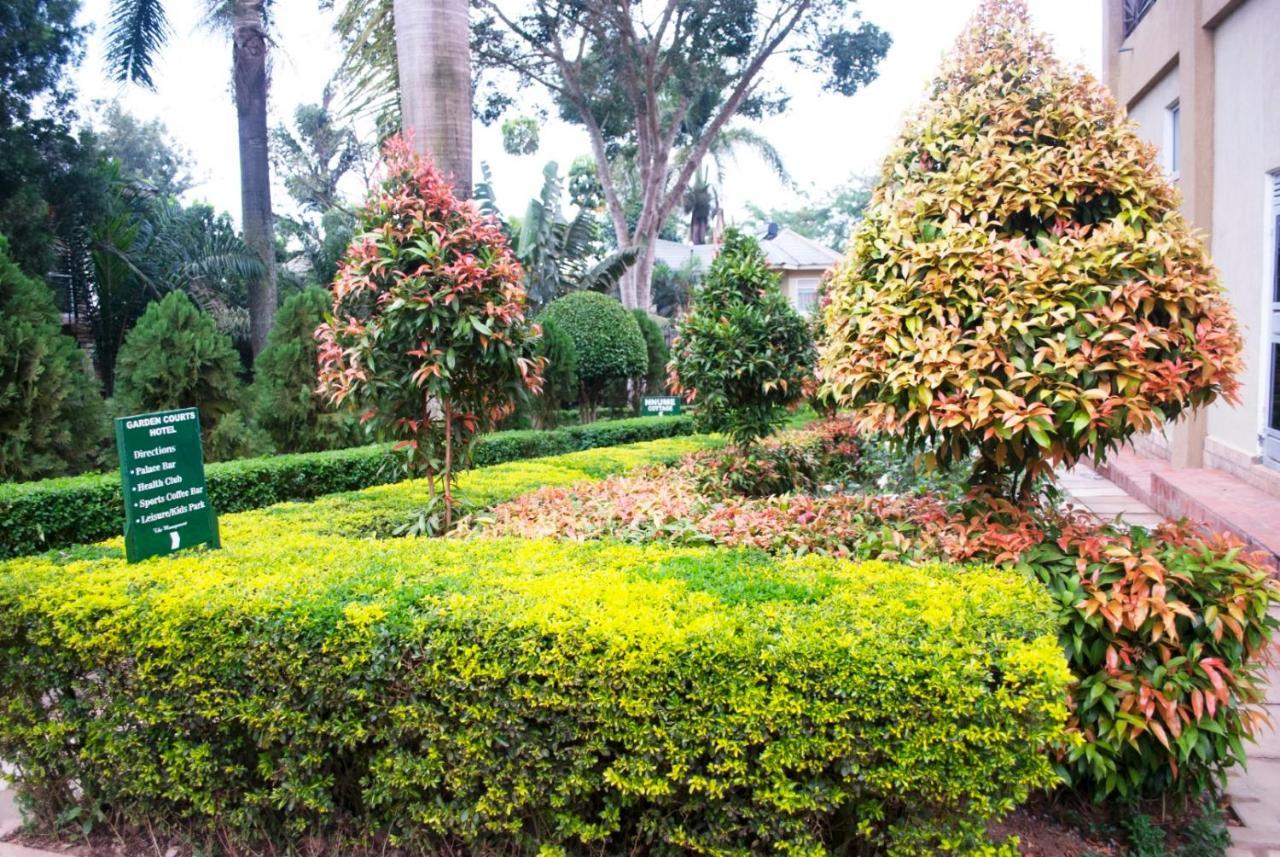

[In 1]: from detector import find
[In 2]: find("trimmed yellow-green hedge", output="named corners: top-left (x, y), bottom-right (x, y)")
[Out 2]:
top-left (0, 536), bottom-right (1068, 855)
top-left (0, 435), bottom-right (1070, 854)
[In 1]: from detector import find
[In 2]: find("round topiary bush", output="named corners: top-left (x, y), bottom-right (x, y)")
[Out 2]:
top-left (539, 291), bottom-right (645, 422)
top-left (819, 0), bottom-right (1242, 496)
top-left (252, 287), bottom-right (359, 453)
top-left (114, 289), bottom-right (243, 434)
top-left (0, 234), bottom-right (107, 480)
top-left (671, 228), bottom-right (816, 446)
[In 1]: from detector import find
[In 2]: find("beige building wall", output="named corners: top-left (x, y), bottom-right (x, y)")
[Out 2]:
top-left (1126, 67), bottom-right (1179, 162)
top-left (779, 271), bottom-right (823, 316)
top-left (1103, 0), bottom-right (1280, 489)
top-left (1123, 67), bottom-right (1181, 460)
top-left (1204, 0), bottom-right (1280, 471)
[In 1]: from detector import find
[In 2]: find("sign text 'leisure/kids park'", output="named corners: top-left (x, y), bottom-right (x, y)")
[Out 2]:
top-left (115, 408), bottom-right (220, 563)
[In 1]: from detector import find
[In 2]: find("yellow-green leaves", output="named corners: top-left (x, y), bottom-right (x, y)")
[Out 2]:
top-left (0, 536), bottom-right (1069, 855)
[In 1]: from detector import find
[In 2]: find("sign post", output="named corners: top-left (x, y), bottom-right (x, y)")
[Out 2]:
top-left (115, 408), bottom-right (219, 563)
top-left (640, 395), bottom-right (683, 417)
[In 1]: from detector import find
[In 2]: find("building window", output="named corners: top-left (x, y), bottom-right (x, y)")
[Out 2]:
top-left (1266, 175), bottom-right (1280, 469)
top-left (794, 277), bottom-right (819, 315)
top-left (1164, 100), bottom-right (1180, 179)
top-left (1123, 0), bottom-right (1157, 38)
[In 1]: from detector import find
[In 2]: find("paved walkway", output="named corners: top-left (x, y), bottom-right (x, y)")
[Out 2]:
top-left (1060, 465), bottom-right (1280, 857)
top-left (1057, 464), bottom-right (1165, 528)
top-left (2, 465), bottom-right (1275, 856)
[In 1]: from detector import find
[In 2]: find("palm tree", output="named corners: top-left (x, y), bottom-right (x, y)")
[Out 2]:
top-left (675, 125), bottom-right (789, 245)
top-left (683, 167), bottom-right (718, 245)
top-left (393, 0), bottom-right (472, 197)
top-left (89, 164), bottom-right (265, 389)
top-left (106, 0), bottom-right (277, 356)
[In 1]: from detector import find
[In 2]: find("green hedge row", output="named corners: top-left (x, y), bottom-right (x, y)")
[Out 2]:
top-left (0, 415), bottom-right (694, 558)
top-left (0, 484), bottom-right (1069, 854)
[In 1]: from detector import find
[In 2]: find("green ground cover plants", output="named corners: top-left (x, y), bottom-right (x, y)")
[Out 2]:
top-left (473, 421), bottom-right (1280, 807)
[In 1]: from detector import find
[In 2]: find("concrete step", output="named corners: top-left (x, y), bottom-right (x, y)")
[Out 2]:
top-left (1095, 450), bottom-right (1280, 569)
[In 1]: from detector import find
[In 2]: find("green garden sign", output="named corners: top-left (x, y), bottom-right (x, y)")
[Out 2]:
top-left (115, 407), bottom-right (220, 563)
top-left (641, 395), bottom-right (682, 417)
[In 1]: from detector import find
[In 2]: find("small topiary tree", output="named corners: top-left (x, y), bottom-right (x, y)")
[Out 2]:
top-left (819, 0), bottom-right (1242, 498)
top-left (670, 228), bottom-right (816, 447)
top-left (317, 136), bottom-right (543, 528)
top-left (113, 289), bottom-right (243, 435)
top-left (632, 308), bottom-right (670, 406)
top-left (539, 291), bottom-right (645, 422)
top-left (252, 287), bottom-right (359, 452)
top-left (0, 234), bottom-right (107, 480)
top-left (530, 317), bottom-right (578, 429)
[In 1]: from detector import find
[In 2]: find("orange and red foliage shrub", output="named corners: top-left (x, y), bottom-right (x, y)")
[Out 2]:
top-left (818, 0), bottom-right (1242, 486)
top-left (318, 136), bottom-right (543, 522)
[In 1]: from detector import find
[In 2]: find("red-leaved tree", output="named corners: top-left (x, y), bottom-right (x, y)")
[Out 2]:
top-left (318, 136), bottom-right (544, 528)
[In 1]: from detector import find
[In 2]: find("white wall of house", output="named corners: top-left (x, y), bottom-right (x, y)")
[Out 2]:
top-left (1206, 0), bottom-right (1280, 470)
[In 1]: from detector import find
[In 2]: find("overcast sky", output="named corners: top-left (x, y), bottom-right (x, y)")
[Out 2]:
top-left (71, 0), bottom-right (1102, 232)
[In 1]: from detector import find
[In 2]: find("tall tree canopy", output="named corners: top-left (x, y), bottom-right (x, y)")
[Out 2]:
top-left (270, 86), bottom-right (370, 214)
top-left (271, 88), bottom-right (369, 290)
top-left (472, 0), bottom-right (888, 308)
top-left (332, 0), bottom-right (889, 309)
top-left (0, 0), bottom-right (109, 277)
top-left (93, 100), bottom-right (195, 197)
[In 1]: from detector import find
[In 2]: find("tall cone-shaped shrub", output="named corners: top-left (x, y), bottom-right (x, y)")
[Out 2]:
top-left (819, 0), bottom-right (1242, 494)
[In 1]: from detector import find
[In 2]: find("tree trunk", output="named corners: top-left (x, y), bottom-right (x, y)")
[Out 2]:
top-left (630, 233), bottom-right (657, 312)
top-left (689, 210), bottom-right (707, 245)
top-left (394, 0), bottom-right (472, 198)
top-left (232, 0), bottom-right (277, 357)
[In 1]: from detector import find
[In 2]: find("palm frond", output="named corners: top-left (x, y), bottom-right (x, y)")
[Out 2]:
top-left (578, 247), bottom-right (637, 293)
top-left (330, 0), bottom-right (399, 123)
top-left (561, 211), bottom-right (599, 261)
top-left (105, 0), bottom-right (171, 88)
top-left (706, 127), bottom-right (792, 186)
top-left (473, 162), bottom-right (504, 224)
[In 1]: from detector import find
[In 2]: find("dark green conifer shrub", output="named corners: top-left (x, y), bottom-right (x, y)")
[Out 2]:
top-left (113, 290), bottom-right (242, 433)
top-left (671, 228), bottom-right (815, 446)
top-left (632, 308), bottom-right (669, 398)
top-left (206, 410), bottom-right (276, 462)
top-left (530, 317), bottom-right (578, 428)
top-left (252, 287), bottom-right (359, 452)
top-left (0, 235), bottom-right (107, 480)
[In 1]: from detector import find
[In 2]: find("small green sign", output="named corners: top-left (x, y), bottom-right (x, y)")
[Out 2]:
top-left (641, 395), bottom-right (682, 417)
top-left (115, 407), bottom-right (220, 563)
